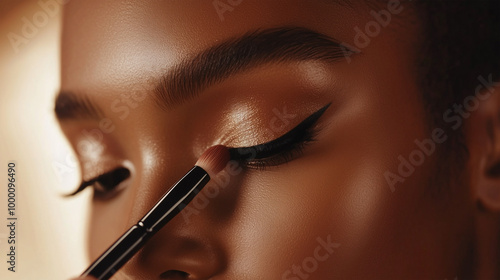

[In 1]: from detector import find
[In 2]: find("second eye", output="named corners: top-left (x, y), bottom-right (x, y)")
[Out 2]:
top-left (92, 167), bottom-right (130, 198)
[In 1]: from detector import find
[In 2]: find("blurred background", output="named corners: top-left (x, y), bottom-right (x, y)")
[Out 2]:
top-left (0, 1), bottom-right (89, 279)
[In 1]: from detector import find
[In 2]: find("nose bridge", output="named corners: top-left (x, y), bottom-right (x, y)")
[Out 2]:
top-left (182, 166), bottom-right (246, 226)
top-left (125, 134), bottom-right (199, 221)
top-left (118, 151), bottom-right (242, 278)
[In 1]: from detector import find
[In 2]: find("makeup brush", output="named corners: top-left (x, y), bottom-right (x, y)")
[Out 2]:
top-left (80, 145), bottom-right (230, 280)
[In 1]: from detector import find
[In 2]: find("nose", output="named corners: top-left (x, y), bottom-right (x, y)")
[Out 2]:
top-left (118, 157), bottom-right (241, 279)
top-left (142, 233), bottom-right (226, 279)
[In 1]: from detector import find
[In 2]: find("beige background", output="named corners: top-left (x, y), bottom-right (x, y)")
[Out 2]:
top-left (0, 1), bottom-right (90, 279)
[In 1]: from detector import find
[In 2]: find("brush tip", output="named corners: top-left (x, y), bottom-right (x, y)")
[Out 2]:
top-left (195, 145), bottom-right (230, 176)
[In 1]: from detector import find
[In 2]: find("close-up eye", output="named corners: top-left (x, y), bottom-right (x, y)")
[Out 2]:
top-left (229, 103), bottom-right (330, 169)
top-left (66, 167), bottom-right (131, 199)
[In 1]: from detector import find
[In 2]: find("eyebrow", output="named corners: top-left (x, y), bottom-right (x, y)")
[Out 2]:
top-left (154, 27), bottom-right (354, 110)
top-left (54, 27), bottom-right (354, 120)
top-left (54, 91), bottom-right (103, 120)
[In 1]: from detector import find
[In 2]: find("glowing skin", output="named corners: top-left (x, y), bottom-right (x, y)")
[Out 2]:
top-left (58, 1), bottom-right (500, 279)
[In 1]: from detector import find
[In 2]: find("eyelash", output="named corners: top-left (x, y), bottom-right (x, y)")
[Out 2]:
top-left (65, 167), bottom-right (130, 199)
top-left (236, 126), bottom-right (319, 170)
top-left (228, 103), bottom-right (330, 170)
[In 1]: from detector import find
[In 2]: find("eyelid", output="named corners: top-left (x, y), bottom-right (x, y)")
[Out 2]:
top-left (228, 102), bottom-right (331, 162)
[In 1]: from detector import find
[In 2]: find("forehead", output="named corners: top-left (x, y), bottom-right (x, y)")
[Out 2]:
top-left (61, 0), bottom-right (380, 91)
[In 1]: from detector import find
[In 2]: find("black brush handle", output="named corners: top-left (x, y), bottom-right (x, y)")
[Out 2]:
top-left (140, 166), bottom-right (209, 232)
top-left (81, 166), bottom-right (210, 280)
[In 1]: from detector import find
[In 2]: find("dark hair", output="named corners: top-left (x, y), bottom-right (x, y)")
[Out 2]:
top-left (415, 0), bottom-right (500, 187)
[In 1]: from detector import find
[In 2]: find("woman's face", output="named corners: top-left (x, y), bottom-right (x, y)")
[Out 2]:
top-left (59, 1), bottom-right (475, 279)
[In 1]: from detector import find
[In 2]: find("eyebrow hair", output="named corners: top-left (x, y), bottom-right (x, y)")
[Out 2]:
top-left (154, 27), bottom-right (354, 110)
top-left (54, 91), bottom-right (103, 120)
top-left (54, 27), bottom-right (354, 120)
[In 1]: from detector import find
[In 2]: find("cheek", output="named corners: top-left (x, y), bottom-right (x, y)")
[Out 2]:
top-left (223, 148), bottom-right (431, 277)
top-left (224, 148), bottom-right (390, 277)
